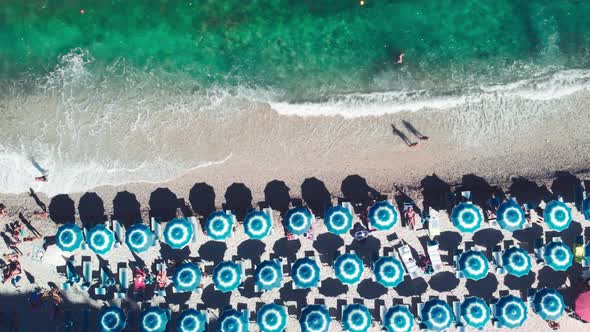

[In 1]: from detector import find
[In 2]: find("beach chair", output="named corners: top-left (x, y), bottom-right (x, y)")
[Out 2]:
top-left (115, 264), bottom-right (129, 299)
top-left (398, 245), bottom-right (421, 279)
top-left (427, 240), bottom-right (444, 273)
top-left (574, 236), bottom-right (585, 264)
top-left (534, 238), bottom-right (545, 266)
top-left (113, 220), bottom-right (125, 248)
top-left (453, 301), bottom-right (467, 332)
top-left (94, 265), bottom-right (113, 296)
top-left (492, 245), bottom-right (507, 275)
top-left (78, 258), bottom-right (92, 291)
top-left (427, 208), bottom-right (440, 238)
top-left (62, 257), bottom-right (80, 290)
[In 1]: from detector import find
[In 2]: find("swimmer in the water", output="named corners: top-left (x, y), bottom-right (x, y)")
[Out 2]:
top-left (397, 53), bottom-right (405, 64)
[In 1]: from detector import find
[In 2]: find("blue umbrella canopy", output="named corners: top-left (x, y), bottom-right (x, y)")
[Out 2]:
top-left (243, 210), bottom-right (272, 240)
top-left (543, 200), bottom-right (572, 232)
top-left (206, 211), bottom-right (235, 241)
top-left (583, 196), bottom-right (590, 221)
top-left (87, 224), bottom-right (115, 256)
top-left (173, 262), bottom-right (202, 292)
top-left (451, 202), bottom-right (483, 233)
top-left (140, 307), bottom-right (168, 332)
top-left (98, 306), bottom-right (126, 332)
top-left (163, 218), bottom-right (194, 249)
top-left (420, 299), bottom-right (454, 332)
top-left (217, 309), bottom-right (247, 332)
top-left (257, 304), bottom-right (287, 332)
top-left (213, 261), bottom-right (243, 292)
top-left (284, 207), bottom-right (312, 235)
top-left (126, 223), bottom-right (154, 253)
top-left (291, 257), bottom-right (321, 289)
top-left (324, 205), bottom-right (353, 235)
top-left (502, 247), bottom-right (532, 277)
top-left (373, 256), bottom-right (405, 288)
top-left (494, 295), bottom-right (527, 329)
top-left (460, 297), bottom-right (491, 329)
top-left (300, 305), bottom-right (331, 332)
top-left (544, 242), bottom-right (573, 271)
top-left (334, 253), bottom-right (365, 285)
top-left (382, 305), bottom-right (414, 332)
top-left (368, 201), bottom-right (399, 231)
top-left (56, 223), bottom-right (83, 252)
top-left (532, 288), bottom-right (565, 321)
top-left (496, 200), bottom-right (526, 232)
top-left (254, 260), bottom-right (283, 291)
top-left (342, 304), bottom-right (372, 332)
top-left (177, 309), bottom-right (207, 332)
top-left (457, 250), bottom-right (490, 281)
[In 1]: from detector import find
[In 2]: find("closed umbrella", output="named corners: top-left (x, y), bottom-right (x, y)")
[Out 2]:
top-left (213, 261), bottom-right (243, 292)
top-left (451, 202), bottom-right (483, 233)
top-left (373, 256), bottom-right (405, 288)
top-left (300, 305), bottom-right (331, 332)
top-left (460, 297), bottom-right (490, 329)
top-left (217, 308), bottom-right (247, 332)
top-left (257, 304), bottom-right (287, 332)
top-left (140, 307), bottom-right (168, 332)
top-left (126, 223), bottom-right (154, 253)
top-left (502, 247), bottom-right (532, 277)
top-left (254, 259), bottom-right (283, 291)
top-left (56, 223), bottom-right (83, 252)
top-left (544, 242), bottom-right (573, 271)
top-left (382, 305), bottom-right (414, 332)
top-left (342, 304), bottom-right (372, 332)
top-left (98, 306), bottom-right (126, 332)
top-left (496, 200), bottom-right (526, 232)
top-left (494, 295), bottom-right (527, 329)
top-left (206, 211), bottom-right (235, 241)
top-left (324, 205), bottom-right (353, 235)
top-left (368, 201), bottom-right (398, 231)
top-left (87, 224), bottom-right (115, 256)
top-left (420, 299), bottom-right (453, 332)
top-left (457, 250), bottom-right (490, 281)
top-left (285, 207), bottom-right (312, 235)
top-left (532, 288), bottom-right (565, 321)
top-left (176, 309), bottom-right (207, 332)
top-left (244, 210), bottom-right (272, 240)
top-left (172, 263), bottom-right (202, 292)
top-left (291, 257), bottom-right (321, 289)
top-left (544, 200), bottom-right (572, 232)
top-left (334, 253), bottom-right (364, 285)
top-left (163, 218), bottom-right (193, 249)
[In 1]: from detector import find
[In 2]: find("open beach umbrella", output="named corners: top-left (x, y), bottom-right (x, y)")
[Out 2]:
top-left (257, 303), bottom-right (287, 332)
top-left (244, 210), bottom-right (272, 240)
top-left (173, 262), bottom-right (202, 292)
top-left (496, 200), bottom-right (526, 232)
top-left (292, 257), bottom-right (321, 289)
top-left (532, 288), bottom-right (565, 321)
top-left (342, 304), bottom-right (372, 332)
top-left (544, 242), bottom-right (573, 271)
top-left (300, 305), bottom-right (331, 332)
top-left (284, 207), bottom-right (312, 235)
top-left (213, 261), bottom-right (243, 292)
top-left (457, 250), bottom-right (489, 281)
top-left (334, 253), bottom-right (364, 285)
top-left (324, 205), bottom-right (353, 235)
top-left (544, 200), bottom-right (572, 232)
top-left (87, 224), bottom-right (115, 255)
top-left (126, 223), bottom-right (154, 253)
top-left (163, 218), bottom-right (193, 249)
top-left (140, 307), bottom-right (168, 332)
top-left (502, 246), bottom-right (532, 277)
top-left (460, 297), bottom-right (491, 329)
top-left (368, 200), bottom-right (398, 231)
top-left (420, 299), bottom-right (453, 332)
top-left (98, 306), bottom-right (126, 332)
top-left (206, 211), bottom-right (235, 241)
top-left (56, 223), bottom-right (83, 252)
top-left (494, 295), bottom-right (527, 329)
top-left (382, 305), bottom-right (414, 332)
top-left (373, 256), bottom-right (405, 288)
top-left (176, 309), bottom-right (207, 332)
top-left (217, 308), bottom-right (248, 332)
top-left (583, 196), bottom-right (590, 221)
top-left (451, 202), bottom-right (483, 233)
top-left (254, 259), bottom-right (283, 291)
top-left (575, 291), bottom-right (590, 322)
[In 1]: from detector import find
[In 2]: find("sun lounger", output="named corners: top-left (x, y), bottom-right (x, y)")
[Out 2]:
top-left (398, 245), bottom-right (421, 279)
top-left (461, 191), bottom-right (472, 201)
top-left (94, 265), bottom-right (113, 296)
top-left (115, 264), bottom-right (129, 299)
top-left (113, 220), bottom-right (125, 248)
top-left (187, 216), bottom-right (199, 243)
top-left (417, 303), bottom-right (425, 321)
top-left (553, 237), bottom-right (563, 243)
top-left (492, 246), bottom-right (507, 275)
top-left (427, 208), bottom-right (440, 238)
top-left (534, 238), bottom-right (545, 266)
top-left (81, 228), bottom-right (89, 250)
top-left (427, 240), bottom-right (444, 273)
top-left (62, 257), bottom-right (80, 290)
top-left (78, 258), bottom-right (92, 291)
top-left (527, 288), bottom-right (537, 303)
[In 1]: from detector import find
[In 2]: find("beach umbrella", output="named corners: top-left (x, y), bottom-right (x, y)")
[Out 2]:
top-left (300, 305), bottom-right (331, 332)
top-left (457, 250), bottom-right (490, 281)
top-left (575, 291), bottom-right (590, 322)
top-left (544, 241), bottom-right (573, 271)
top-left (140, 307), bottom-right (168, 332)
top-left (172, 262), bottom-right (202, 292)
top-left (284, 207), bottom-right (312, 235)
top-left (56, 223), bottom-right (83, 252)
top-left (382, 305), bottom-right (414, 332)
top-left (254, 259), bottom-right (283, 291)
top-left (334, 253), bottom-right (364, 285)
top-left (494, 295), bottom-right (527, 329)
top-left (324, 205), bottom-right (353, 235)
top-left (291, 257), bottom-right (321, 289)
top-left (163, 218), bottom-right (193, 249)
top-left (243, 210), bottom-right (272, 240)
top-left (420, 299), bottom-right (453, 332)
top-left (532, 288), bottom-right (565, 321)
top-left (176, 309), bottom-right (207, 332)
top-left (205, 211), bottom-right (235, 241)
top-left (583, 196), bottom-right (590, 221)
top-left (125, 223), bottom-right (154, 253)
top-left (502, 246), bottom-right (532, 277)
top-left (460, 297), bottom-right (491, 329)
top-left (451, 202), bottom-right (483, 233)
top-left (217, 309), bottom-right (247, 332)
top-left (87, 224), bottom-right (115, 256)
top-left (544, 200), bottom-right (572, 232)
top-left (342, 304), bottom-right (372, 332)
top-left (213, 261), bottom-right (243, 292)
top-left (98, 306), bottom-right (126, 332)
top-left (496, 200), bottom-right (526, 232)
top-left (373, 256), bottom-right (405, 288)
top-left (368, 200), bottom-right (399, 231)
top-left (257, 303), bottom-right (287, 332)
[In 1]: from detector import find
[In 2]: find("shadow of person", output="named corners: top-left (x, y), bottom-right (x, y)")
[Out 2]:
top-left (264, 180), bottom-right (291, 215)
top-left (189, 183), bottom-right (216, 217)
top-left (28, 188), bottom-right (47, 212)
top-left (48, 194), bottom-right (76, 224)
top-left (78, 192), bottom-right (106, 228)
top-left (301, 177), bottom-right (331, 217)
top-left (402, 120), bottom-right (429, 140)
top-left (390, 124), bottom-right (416, 147)
top-left (148, 188), bottom-right (178, 221)
top-left (113, 191), bottom-right (142, 228)
top-left (223, 183), bottom-right (253, 221)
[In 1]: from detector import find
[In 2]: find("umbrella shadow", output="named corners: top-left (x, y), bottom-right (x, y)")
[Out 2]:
top-left (313, 233), bottom-right (344, 265)
top-left (537, 266), bottom-right (569, 289)
top-left (396, 277), bottom-right (428, 297)
top-left (264, 180), bottom-right (291, 215)
top-left (113, 191), bottom-right (142, 228)
top-left (457, 174), bottom-right (495, 208)
top-left (347, 235), bottom-right (381, 266)
top-left (420, 174), bottom-right (451, 212)
top-left (201, 284), bottom-right (231, 309)
top-left (465, 274), bottom-right (498, 301)
top-left (428, 272), bottom-right (459, 292)
top-left (189, 183), bottom-right (216, 217)
top-left (508, 177), bottom-right (552, 208)
top-left (148, 188), bottom-right (178, 221)
top-left (159, 243), bottom-right (190, 262)
top-left (513, 223), bottom-right (544, 250)
top-left (341, 175), bottom-right (381, 213)
top-left (546, 220), bottom-right (583, 247)
top-left (318, 278), bottom-right (348, 297)
top-left (78, 192), bottom-right (106, 228)
top-left (237, 240), bottom-right (266, 264)
top-left (357, 279), bottom-right (388, 299)
top-left (504, 271), bottom-right (536, 291)
top-left (223, 183), bottom-right (253, 221)
top-left (437, 231), bottom-right (463, 253)
top-left (279, 281), bottom-right (310, 306)
top-left (48, 194), bottom-right (76, 224)
top-left (551, 171), bottom-right (582, 204)
top-left (272, 238), bottom-right (301, 260)
top-left (238, 277), bottom-right (259, 299)
top-left (473, 229), bottom-right (504, 249)
top-left (301, 177), bottom-right (332, 217)
top-left (198, 241), bottom-right (227, 263)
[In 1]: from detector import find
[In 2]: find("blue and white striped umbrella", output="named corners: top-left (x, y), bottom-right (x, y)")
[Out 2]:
top-left (140, 307), bottom-right (168, 332)
top-left (451, 202), bottom-right (483, 233)
top-left (285, 207), bottom-right (312, 235)
top-left (163, 218), bottom-right (194, 249)
top-left (176, 309), bottom-right (207, 332)
top-left (457, 250), bottom-right (490, 281)
top-left (98, 306), bottom-right (126, 332)
top-left (257, 304), bottom-right (287, 332)
top-left (173, 262), bottom-right (202, 292)
top-left (334, 253), bottom-right (364, 285)
top-left (292, 257), bottom-right (321, 289)
top-left (544, 200), bottom-right (572, 232)
top-left (532, 288), bottom-right (565, 321)
top-left (56, 223), bottom-right (83, 252)
top-left (368, 201), bottom-right (398, 231)
top-left (382, 305), bottom-right (414, 332)
top-left (254, 260), bottom-right (283, 291)
top-left (373, 256), bottom-right (405, 288)
top-left (324, 205), bottom-right (353, 235)
top-left (496, 200), bottom-right (526, 232)
top-left (502, 246), bottom-right (532, 277)
top-left (342, 304), bottom-right (372, 332)
top-left (126, 223), bottom-right (154, 253)
top-left (583, 196), bottom-right (590, 221)
top-left (420, 299), bottom-right (453, 332)
top-left (87, 224), bottom-right (115, 256)
top-left (544, 242), bottom-right (573, 271)
top-left (300, 305), bottom-right (331, 332)
top-left (217, 309), bottom-right (247, 332)
top-left (460, 297), bottom-right (491, 329)
top-left (494, 295), bottom-right (527, 329)
top-left (206, 211), bottom-right (235, 241)
top-left (213, 261), bottom-right (243, 292)
top-left (244, 210), bottom-right (272, 240)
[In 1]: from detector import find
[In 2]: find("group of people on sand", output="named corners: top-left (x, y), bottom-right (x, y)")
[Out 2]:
top-left (29, 285), bottom-right (64, 320)
top-left (1, 252), bottom-right (22, 287)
